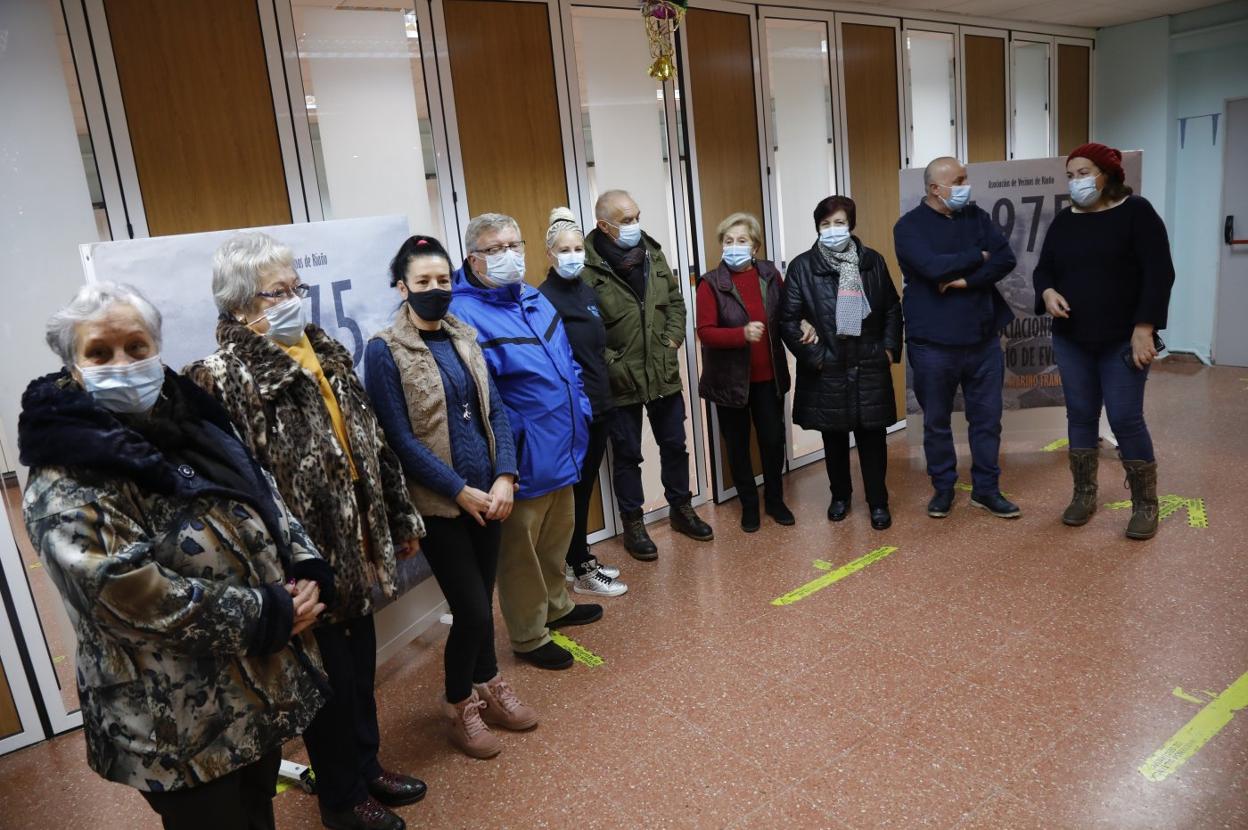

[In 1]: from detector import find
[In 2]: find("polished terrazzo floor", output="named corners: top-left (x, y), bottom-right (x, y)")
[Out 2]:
top-left (1, 359), bottom-right (1245, 829)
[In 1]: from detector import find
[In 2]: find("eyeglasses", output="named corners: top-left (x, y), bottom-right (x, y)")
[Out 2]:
top-left (255, 282), bottom-right (311, 301)
top-left (473, 241), bottom-right (526, 257)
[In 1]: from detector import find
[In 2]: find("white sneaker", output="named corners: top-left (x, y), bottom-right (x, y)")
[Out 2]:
top-left (565, 558), bottom-right (620, 582)
top-left (573, 568), bottom-right (628, 597)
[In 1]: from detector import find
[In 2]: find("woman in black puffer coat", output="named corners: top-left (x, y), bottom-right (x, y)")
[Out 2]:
top-left (780, 195), bottom-right (903, 530)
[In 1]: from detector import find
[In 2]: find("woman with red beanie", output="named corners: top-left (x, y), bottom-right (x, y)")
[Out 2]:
top-left (1033, 142), bottom-right (1175, 540)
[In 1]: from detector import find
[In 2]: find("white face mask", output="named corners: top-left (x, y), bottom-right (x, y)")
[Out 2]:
top-left (257, 296), bottom-right (309, 346)
top-left (77, 354), bottom-right (165, 414)
top-left (819, 226), bottom-right (852, 251)
top-left (1068, 175), bottom-right (1101, 208)
top-left (482, 248), bottom-right (526, 286)
top-left (555, 251), bottom-right (585, 279)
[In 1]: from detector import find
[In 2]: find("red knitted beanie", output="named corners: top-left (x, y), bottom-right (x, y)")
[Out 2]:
top-left (1067, 143), bottom-right (1124, 179)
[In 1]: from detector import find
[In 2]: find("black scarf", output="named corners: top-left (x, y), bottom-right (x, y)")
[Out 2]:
top-left (593, 232), bottom-right (648, 299)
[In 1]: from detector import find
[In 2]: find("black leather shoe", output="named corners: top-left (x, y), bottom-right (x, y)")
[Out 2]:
top-left (321, 797), bottom-right (405, 830)
top-left (741, 502), bottom-right (761, 533)
top-left (514, 641), bottom-right (573, 670)
top-left (927, 490), bottom-right (954, 518)
top-left (765, 501), bottom-right (796, 526)
top-left (670, 502), bottom-right (714, 541)
top-left (367, 771), bottom-right (427, 807)
top-left (827, 499), bottom-right (850, 522)
top-left (970, 491), bottom-right (1021, 518)
top-left (620, 510), bottom-right (658, 561)
top-left (870, 506), bottom-right (892, 530)
top-left (548, 603), bottom-right (603, 628)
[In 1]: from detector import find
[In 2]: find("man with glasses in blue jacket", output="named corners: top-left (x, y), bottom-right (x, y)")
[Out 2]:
top-left (450, 213), bottom-right (598, 671)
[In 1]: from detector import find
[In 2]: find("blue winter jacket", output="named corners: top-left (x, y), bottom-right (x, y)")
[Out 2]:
top-left (450, 267), bottom-right (591, 500)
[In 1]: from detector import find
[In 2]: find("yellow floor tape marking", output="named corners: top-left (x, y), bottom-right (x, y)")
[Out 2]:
top-left (813, 559), bottom-right (834, 571)
top-left (1106, 495), bottom-right (1208, 527)
top-left (771, 546), bottom-right (900, 607)
top-left (549, 631), bottom-right (604, 668)
top-left (275, 780), bottom-right (294, 796)
top-left (1043, 438), bottom-right (1070, 452)
top-left (954, 481), bottom-right (1013, 498)
top-left (1140, 669), bottom-right (1248, 782)
top-left (27, 561), bottom-right (42, 570)
top-left (1172, 687), bottom-right (1205, 705)
top-left (52, 655), bottom-right (65, 664)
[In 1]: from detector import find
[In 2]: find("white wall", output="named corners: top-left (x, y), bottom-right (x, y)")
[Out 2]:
top-left (0, 1), bottom-right (106, 475)
top-left (1094, 3), bottom-right (1248, 359)
top-left (1012, 41), bottom-right (1051, 160)
top-left (907, 31), bottom-right (956, 169)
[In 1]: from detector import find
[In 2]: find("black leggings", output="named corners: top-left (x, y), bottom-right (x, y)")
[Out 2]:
top-left (421, 514), bottom-right (501, 703)
top-left (141, 750), bottom-right (281, 829)
top-left (567, 416), bottom-right (610, 575)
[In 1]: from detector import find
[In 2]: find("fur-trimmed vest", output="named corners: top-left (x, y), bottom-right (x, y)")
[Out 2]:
top-left (185, 321), bottom-right (424, 621)
top-left (372, 308), bottom-right (497, 518)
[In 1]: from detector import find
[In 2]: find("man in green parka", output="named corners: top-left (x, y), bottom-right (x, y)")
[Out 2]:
top-left (582, 189), bottom-right (714, 559)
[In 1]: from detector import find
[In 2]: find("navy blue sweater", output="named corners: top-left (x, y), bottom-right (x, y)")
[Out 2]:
top-left (893, 200), bottom-right (1017, 345)
top-left (538, 270), bottom-right (615, 421)
top-left (364, 334), bottom-right (516, 500)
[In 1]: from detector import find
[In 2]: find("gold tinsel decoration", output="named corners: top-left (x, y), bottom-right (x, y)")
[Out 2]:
top-left (642, 0), bottom-right (687, 81)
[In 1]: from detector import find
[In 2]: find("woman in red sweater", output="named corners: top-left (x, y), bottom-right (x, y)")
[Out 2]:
top-left (695, 212), bottom-right (813, 532)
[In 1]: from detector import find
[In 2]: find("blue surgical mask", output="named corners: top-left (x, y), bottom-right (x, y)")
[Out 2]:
top-left (256, 296), bottom-right (309, 346)
top-left (819, 226), bottom-right (852, 251)
top-left (78, 354), bottom-right (165, 414)
top-left (613, 222), bottom-right (642, 249)
top-left (941, 184), bottom-right (972, 211)
top-left (1068, 176), bottom-right (1101, 208)
top-left (722, 245), bottom-right (753, 270)
top-left (483, 249), bottom-right (526, 286)
top-left (555, 251), bottom-right (585, 279)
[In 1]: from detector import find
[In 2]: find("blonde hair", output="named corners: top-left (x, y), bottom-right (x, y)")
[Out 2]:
top-left (545, 206), bottom-right (583, 249)
top-left (716, 212), bottom-right (762, 248)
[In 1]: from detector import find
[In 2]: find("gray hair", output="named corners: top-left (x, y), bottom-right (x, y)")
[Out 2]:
top-left (45, 281), bottom-right (163, 366)
top-left (595, 189), bottom-right (632, 221)
top-left (464, 213), bottom-right (521, 254)
top-left (212, 232), bottom-right (294, 315)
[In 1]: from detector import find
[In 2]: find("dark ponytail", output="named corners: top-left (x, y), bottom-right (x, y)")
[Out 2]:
top-left (389, 235), bottom-right (453, 286)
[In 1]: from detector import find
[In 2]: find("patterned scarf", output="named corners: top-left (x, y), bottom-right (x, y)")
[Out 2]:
top-left (818, 241), bottom-right (871, 337)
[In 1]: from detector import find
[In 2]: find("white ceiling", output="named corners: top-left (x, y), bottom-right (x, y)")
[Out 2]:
top-left (858, 0), bottom-right (1224, 29)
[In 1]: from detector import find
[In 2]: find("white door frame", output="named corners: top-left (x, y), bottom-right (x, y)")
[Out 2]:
top-left (900, 19), bottom-right (963, 170)
top-left (1008, 32), bottom-right (1055, 160)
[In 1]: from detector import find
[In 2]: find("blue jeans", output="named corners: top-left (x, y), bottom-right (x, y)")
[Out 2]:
top-left (908, 338), bottom-right (1004, 494)
top-left (1053, 334), bottom-right (1154, 462)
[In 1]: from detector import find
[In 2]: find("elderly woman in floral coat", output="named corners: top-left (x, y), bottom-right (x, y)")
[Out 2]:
top-left (186, 232), bottom-right (426, 830)
top-left (21, 281), bottom-right (331, 830)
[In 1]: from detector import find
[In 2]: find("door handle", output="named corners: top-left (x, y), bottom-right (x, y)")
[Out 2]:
top-left (1228, 215), bottom-right (1248, 245)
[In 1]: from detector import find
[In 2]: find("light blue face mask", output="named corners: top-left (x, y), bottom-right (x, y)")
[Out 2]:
top-left (722, 244), bottom-right (753, 270)
top-left (482, 249), bottom-right (526, 286)
top-left (941, 184), bottom-right (972, 211)
top-left (819, 226), bottom-right (852, 251)
top-left (1068, 175), bottom-right (1101, 208)
top-left (555, 251), bottom-right (585, 279)
top-left (78, 354), bottom-right (165, 414)
top-left (613, 221), bottom-right (642, 249)
top-left (257, 296), bottom-right (309, 346)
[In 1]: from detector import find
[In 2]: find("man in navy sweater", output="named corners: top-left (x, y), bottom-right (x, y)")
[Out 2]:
top-left (893, 156), bottom-right (1020, 520)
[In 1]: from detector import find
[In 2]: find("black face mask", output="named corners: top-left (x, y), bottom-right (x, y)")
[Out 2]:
top-left (406, 287), bottom-right (452, 321)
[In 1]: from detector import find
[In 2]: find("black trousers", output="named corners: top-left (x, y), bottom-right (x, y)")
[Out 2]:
top-left (141, 750), bottom-right (281, 830)
top-left (567, 416), bottom-right (611, 574)
top-left (421, 514), bottom-right (501, 703)
top-left (609, 393), bottom-right (692, 514)
top-left (716, 382), bottom-right (786, 509)
top-left (822, 427), bottom-right (889, 508)
top-left (301, 615), bottom-right (383, 812)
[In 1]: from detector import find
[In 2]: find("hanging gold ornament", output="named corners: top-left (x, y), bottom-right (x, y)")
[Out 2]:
top-left (641, 0), bottom-right (687, 81)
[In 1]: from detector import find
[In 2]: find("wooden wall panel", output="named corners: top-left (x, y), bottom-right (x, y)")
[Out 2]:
top-left (686, 9), bottom-right (767, 273)
top-left (104, 0), bottom-right (291, 235)
top-left (1058, 44), bottom-right (1091, 155)
top-left (444, 0), bottom-right (567, 282)
top-left (964, 35), bottom-right (1007, 163)
top-left (841, 23), bottom-right (906, 418)
top-left (0, 665), bottom-right (20, 740)
top-left (686, 8), bottom-right (767, 491)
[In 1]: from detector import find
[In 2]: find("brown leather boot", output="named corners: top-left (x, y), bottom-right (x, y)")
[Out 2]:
top-left (474, 674), bottom-right (538, 731)
top-left (442, 690), bottom-right (501, 759)
top-left (1062, 448), bottom-right (1099, 527)
top-left (1121, 459), bottom-right (1159, 540)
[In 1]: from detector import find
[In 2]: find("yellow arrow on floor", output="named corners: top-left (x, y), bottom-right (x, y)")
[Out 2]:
top-left (1141, 670), bottom-right (1248, 782)
top-left (1105, 495), bottom-right (1208, 528)
top-left (771, 546), bottom-right (899, 606)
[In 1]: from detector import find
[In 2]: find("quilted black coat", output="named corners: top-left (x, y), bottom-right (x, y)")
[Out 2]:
top-left (779, 238), bottom-right (903, 432)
